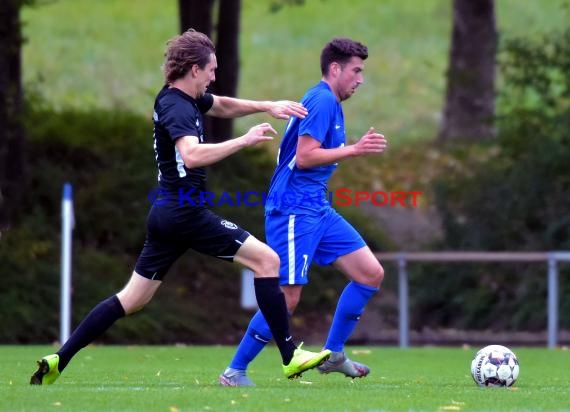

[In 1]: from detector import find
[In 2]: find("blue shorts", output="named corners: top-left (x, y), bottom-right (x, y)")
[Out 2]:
top-left (265, 208), bottom-right (366, 285)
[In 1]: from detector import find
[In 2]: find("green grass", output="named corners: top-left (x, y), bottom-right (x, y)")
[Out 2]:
top-left (3, 345), bottom-right (570, 411)
top-left (21, 0), bottom-right (570, 145)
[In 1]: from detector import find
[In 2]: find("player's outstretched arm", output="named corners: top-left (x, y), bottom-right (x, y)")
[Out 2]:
top-left (175, 123), bottom-right (277, 168)
top-left (296, 127), bottom-right (387, 170)
top-left (207, 95), bottom-right (307, 120)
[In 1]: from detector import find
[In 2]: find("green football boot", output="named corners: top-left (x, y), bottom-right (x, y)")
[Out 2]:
top-left (283, 343), bottom-right (331, 379)
top-left (30, 354), bottom-right (60, 385)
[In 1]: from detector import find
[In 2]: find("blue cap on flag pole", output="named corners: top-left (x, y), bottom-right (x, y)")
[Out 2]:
top-left (63, 183), bottom-right (73, 200)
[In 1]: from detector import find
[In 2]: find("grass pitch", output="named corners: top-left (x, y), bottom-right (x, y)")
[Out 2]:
top-left (2, 345), bottom-right (569, 411)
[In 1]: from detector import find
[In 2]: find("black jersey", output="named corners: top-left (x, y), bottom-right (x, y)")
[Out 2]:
top-left (152, 85), bottom-right (214, 196)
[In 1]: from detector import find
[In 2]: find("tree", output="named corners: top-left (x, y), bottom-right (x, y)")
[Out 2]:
top-left (0, 0), bottom-right (27, 230)
top-left (209, 0), bottom-right (240, 141)
top-left (438, 0), bottom-right (497, 141)
top-left (178, 0), bottom-right (214, 36)
top-left (178, 0), bottom-right (241, 143)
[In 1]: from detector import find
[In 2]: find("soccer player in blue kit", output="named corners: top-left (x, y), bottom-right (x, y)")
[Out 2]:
top-left (220, 37), bottom-right (388, 387)
top-left (30, 29), bottom-right (331, 385)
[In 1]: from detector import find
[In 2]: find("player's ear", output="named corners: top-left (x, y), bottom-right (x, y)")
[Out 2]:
top-left (191, 64), bottom-right (200, 77)
top-left (329, 62), bottom-right (344, 79)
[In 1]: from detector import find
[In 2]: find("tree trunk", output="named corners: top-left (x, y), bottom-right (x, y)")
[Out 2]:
top-left (0, 0), bottom-right (27, 229)
top-left (208, 0), bottom-right (241, 142)
top-left (438, 0), bottom-right (497, 141)
top-left (178, 0), bottom-right (214, 36)
top-left (178, 0), bottom-right (241, 143)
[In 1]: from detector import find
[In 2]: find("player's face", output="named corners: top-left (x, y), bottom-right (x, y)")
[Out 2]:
top-left (337, 56), bottom-right (365, 101)
top-left (196, 53), bottom-right (217, 97)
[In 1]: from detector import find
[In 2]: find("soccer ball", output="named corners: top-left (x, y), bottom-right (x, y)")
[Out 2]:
top-left (470, 345), bottom-right (520, 387)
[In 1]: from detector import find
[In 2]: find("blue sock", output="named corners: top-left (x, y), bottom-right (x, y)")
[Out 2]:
top-left (229, 310), bottom-right (273, 370)
top-left (324, 282), bottom-right (378, 352)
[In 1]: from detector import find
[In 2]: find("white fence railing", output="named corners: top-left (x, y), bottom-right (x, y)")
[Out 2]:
top-left (374, 251), bottom-right (570, 348)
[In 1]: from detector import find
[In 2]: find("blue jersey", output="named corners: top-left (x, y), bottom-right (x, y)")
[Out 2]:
top-left (265, 81), bottom-right (345, 215)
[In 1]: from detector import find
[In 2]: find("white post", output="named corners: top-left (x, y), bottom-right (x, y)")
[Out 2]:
top-left (547, 253), bottom-right (558, 349)
top-left (240, 269), bottom-right (258, 310)
top-left (398, 253), bottom-right (409, 348)
top-left (60, 183), bottom-right (74, 344)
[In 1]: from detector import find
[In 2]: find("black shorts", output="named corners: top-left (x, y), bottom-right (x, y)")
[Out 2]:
top-left (135, 204), bottom-right (250, 280)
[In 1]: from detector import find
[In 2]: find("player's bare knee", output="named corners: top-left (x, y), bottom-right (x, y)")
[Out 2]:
top-left (119, 300), bottom-right (137, 316)
top-left (251, 246), bottom-right (280, 276)
top-left (137, 295), bottom-right (154, 312)
top-left (362, 263), bottom-right (384, 288)
top-left (372, 263), bottom-right (385, 286)
top-left (261, 248), bottom-right (280, 275)
top-left (117, 293), bottom-right (152, 315)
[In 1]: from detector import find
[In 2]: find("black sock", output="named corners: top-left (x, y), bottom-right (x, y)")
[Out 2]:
top-left (57, 295), bottom-right (126, 372)
top-left (254, 277), bottom-right (296, 365)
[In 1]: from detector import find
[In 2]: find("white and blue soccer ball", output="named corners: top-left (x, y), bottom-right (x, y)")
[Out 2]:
top-left (470, 345), bottom-right (520, 387)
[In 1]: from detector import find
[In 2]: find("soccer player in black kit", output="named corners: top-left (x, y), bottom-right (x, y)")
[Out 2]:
top-left (30, 29), bottom-right (330, 386)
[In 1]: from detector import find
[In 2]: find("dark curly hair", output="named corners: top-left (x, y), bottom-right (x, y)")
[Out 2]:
top-left (162, 29), bottom-right (215, 84)
top-left (320, 38), bottom-right (368, 76)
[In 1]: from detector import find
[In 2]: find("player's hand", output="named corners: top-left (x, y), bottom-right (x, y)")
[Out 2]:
top-left (241, 123), bottom-right (277, 146)
top-left (267, 100), bottom-right (308, 120)
top-left (353, 127), bottom-right (387, 156)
